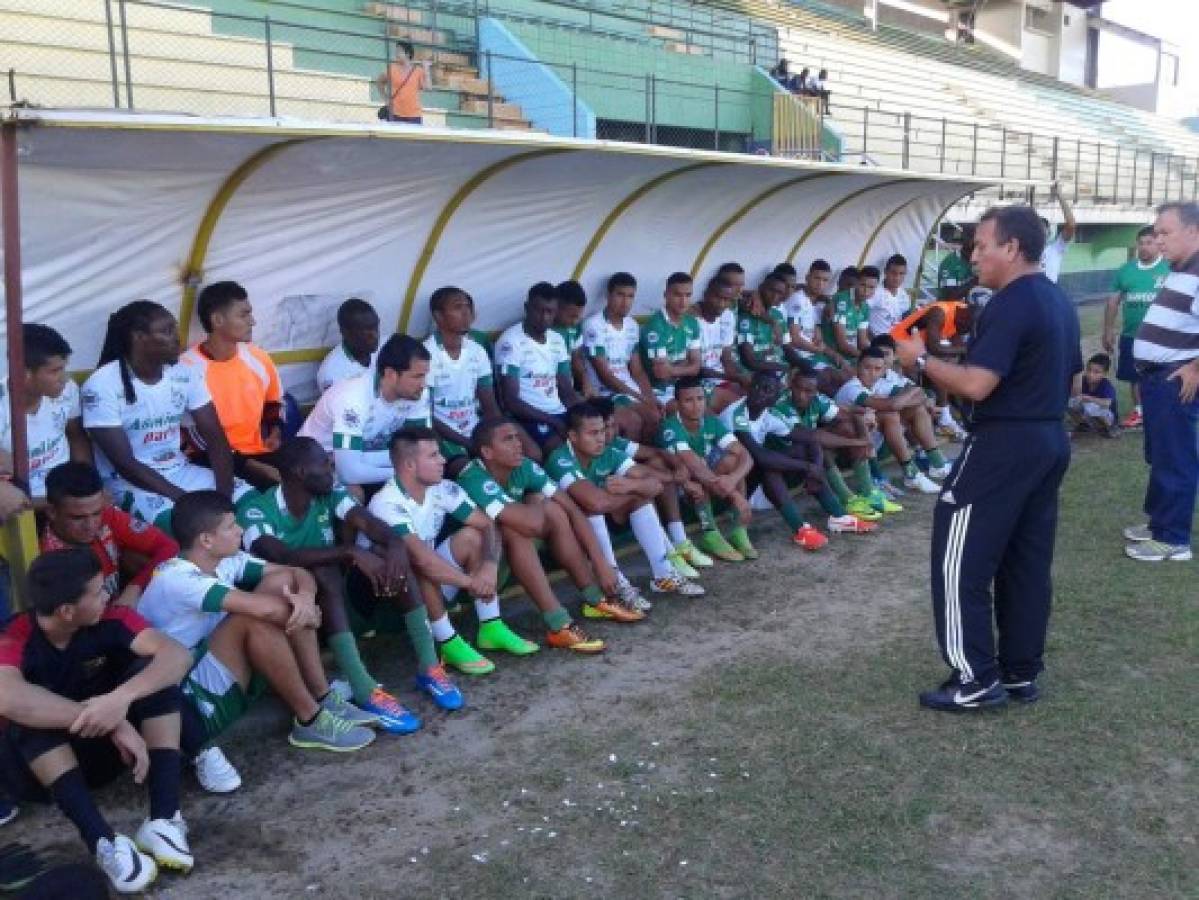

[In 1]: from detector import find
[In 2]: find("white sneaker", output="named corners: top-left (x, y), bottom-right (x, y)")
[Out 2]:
top-left (1122, 523), bottom-right (1152, 542)
top-left (928, 463), bottom-right (952, 480)
top-left (904, 472), bottom-right (941, 494)
top-left (194, 746), bottom-right (241, 794)
top-left (616, 575), bottom-right (652, 611)
top-left (650, 574), bottom-right (706, 597)
top-left (96, 833), bottom-right (158, 893)
top-left (135, 811), bottom-right (193, 873)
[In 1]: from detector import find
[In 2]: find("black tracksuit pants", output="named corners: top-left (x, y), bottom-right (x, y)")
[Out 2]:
top-left (930, 420), bottom-right (1071, 687)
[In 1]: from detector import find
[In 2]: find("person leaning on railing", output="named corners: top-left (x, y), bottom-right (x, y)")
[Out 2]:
top-left (375, 40), bottom-right (430, 125)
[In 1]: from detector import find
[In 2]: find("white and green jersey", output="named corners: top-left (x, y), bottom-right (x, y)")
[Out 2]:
top-left (783, 287), bottom-right (819, 341)
top-left (424, 332), bottom-right (493, 438)
top-left (494, 323), bottom-right (571, 414)
top-left (693, 309), bottom-right (736, 385)
top-left (834, 376), bottom-right (900, 408)
top-left (639, 309), bottom-right (702, 392)
top-left (456, 458), bottom-right (556, 520)
top-left (581, 312), bottom-right (640, 396)
top-left (719, 397), bottom-right (792, 445)
top-left (316, 344), bottom-right (375, 392)
top-left (775, 394), bottom-right (839, 431)
top-left (364, 477), bottom-right (475, 547)
top-left (238, 484), bottom-right (358, 550)
top-left (138, 552), bottom-right (266, 651)
top-left (1112, 257), bottom-right (1170, 338)
top-left (81, 360), bottom-right (211, 480)
top-left (299, 374), bottom-right (431, 453)
top-left (0, 379), bottom-right (79, 499)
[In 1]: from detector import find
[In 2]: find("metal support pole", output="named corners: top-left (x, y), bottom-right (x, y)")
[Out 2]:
top-left (265, 16), bottom-right (276, 117)
top-left (1050, 135), bottom-right (1059, 182)
top-left (571, 63), bottom-right (578, 138)
top-left (714, 85), bottom-right (720, 150)
top-left (1131, 149), bottom-right (1139, 205)
top-left (862, 107), bottom-right (868, 160)
top-left (118, 0), bottom-right (133, 109)
top-left (645, 75), bottom-right (651, 144)
top-left (6, 70), bottom-right (13, 104)
top-left (2, 124), bottom-right (27, 489)
top-left (938, 117), bottom-right (945, 173)
top-left (1079, 140), bottom-right (1088, 203)
top-left (473, 0), bottom-right (480, 57)
top-left (1026, 131), bottom-right (1032, 181)
top-left (971, 122), bottom-right (978, 175)
top-left (1147, 152), bottom-right (1156, 204)
top-left (650, 75), bottom-right (657, 144)
top-left (104, 0), bottom-right (121, 108)
top-left (999, 126), bottom-right (1006, 179)
top-left (1114, 144), bottom-right (1121, 204)
top-left (902, 112), bottom-right (910, 170)
top-left (1094, 142), bottom-right (1101, 200)
top-left (485, 52), bottom-right (494, 128)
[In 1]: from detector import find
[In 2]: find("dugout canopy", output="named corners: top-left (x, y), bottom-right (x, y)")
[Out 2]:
top-left (1, 110), bottom-right (1001, 398)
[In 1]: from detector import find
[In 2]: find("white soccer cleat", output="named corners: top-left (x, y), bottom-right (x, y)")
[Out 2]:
top-left (904, 472), bottom-right (942, 494)
top-left (96, 834), bottom-right (158, 893)
top-left (928, 463), bottom-right (952, 480)
top-left (616, 575), bottom-right (652, 611)
top-left (135, 812), bottom-right (194, 873)
top-left (194, 746), bottom-right (242, 794)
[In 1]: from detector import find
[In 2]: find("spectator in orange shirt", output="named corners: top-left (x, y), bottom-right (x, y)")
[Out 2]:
top-left (182, 281), bottom-right (283, 489)
top-left (376, 40), bottom-right (429, 124)
top-left (40, 462), bottom-right (178, 609)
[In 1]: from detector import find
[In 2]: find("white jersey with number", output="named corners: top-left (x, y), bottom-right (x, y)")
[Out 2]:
top-left (81, 361), bottom-right (210, 480)
top-left (424, 334), bottom-right (492, 438)
top-left (581, 312), bottom-right (640, 396)
top-left (0, 379), bottom-right (79, 499)
top-left (316, 344), bottom-right (376, 393)
top-left (299, 374), bottom-right (431, 453)
top-left (494, 324), bottom-right (570, 414)
top-left (719, 397), bottom-right (792, 445)
top-left (869, 286), bottom-right (910, 337)
top-left (693, 310), bottom-right (736, 381)
top-left (363, 477), bottom-right (476, 547)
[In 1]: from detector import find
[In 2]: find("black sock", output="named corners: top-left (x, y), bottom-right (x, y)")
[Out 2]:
top-left (146, 749), bottom-right (181, 821)
top-left (49, 768), bottom-right (114, 853)
top-left (178, 698), bottom-right (208, 759)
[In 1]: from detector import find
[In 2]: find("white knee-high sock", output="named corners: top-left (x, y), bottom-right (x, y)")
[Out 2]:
top-left (587, 515), bottom-right (619, 568)
top-left (629, 503), bottom-right (673, 579)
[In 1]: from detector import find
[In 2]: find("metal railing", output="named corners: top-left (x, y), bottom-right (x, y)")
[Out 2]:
top-left (5, 0), bottom-right (1197, 204)
top-left (827, 100), bottom-right (1199, 207)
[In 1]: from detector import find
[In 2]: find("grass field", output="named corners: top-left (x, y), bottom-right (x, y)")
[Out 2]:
top-left (13, 304), bottom-right (1197, 898)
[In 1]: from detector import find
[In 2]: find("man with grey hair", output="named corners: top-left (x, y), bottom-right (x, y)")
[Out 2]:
top-left (896, 204), bottom-right (1080, 712)
top-left (1124, 202), bottom-right (1199, 562)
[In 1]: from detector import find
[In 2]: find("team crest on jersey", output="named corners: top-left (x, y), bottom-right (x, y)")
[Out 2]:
top-left (662, 428), bottom-right (676, 442)
top-left (342, 409), bottom-right (362, 429)
top-left (646, 332), bottom-right (658, 344)
top-left (129, 517), bottom-right (148, 532)
top-left (243, 507), bottom-right (265, 520)
top-left (483, 480), bottom-right (500, 496)
top-left (171, 388), bottom-right (186, 410)
top-left (81, 389), bottom-right (100, 410)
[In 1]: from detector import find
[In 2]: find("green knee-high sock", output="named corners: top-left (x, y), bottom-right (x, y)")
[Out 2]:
top-left (825, 464), bottom-right (852, 503)
top-left (543, 606), bottom-right (572, 631)
top-left (778, 498), bottom-right (805, 531)
top-left (901, 458), bottom-right (918, 479)
top-left (927, 447), bottom-right (947, 468)
top-left (328, 632), bottom-right (378, 705)
top-left (869, 458), bottom-right (884, 480)
top-left (727, 504), bottom-right (743, 527)
top-left (404, 607), bottom-right (439, 672)
top-left (815, 486), bottom-right (845, 518)
top-left (853, 460), bottom-right (874, 495)
top-left (697, 501), bottom-right (717, 532)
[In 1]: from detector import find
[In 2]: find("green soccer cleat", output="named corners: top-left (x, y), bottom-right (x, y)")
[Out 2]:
top-left (676, 539), bottom-right (714, 568)
top-left (868, 490), bottom-right (904, 514)
top-left (666, 549), bottom-right (700, 579)
top-left (846, 496), bottom-right (884, 521)
top-left (727, 527), bottom-right (758, 560)
top-left (439, 634), bottom-right (496, 675)
top-left (695, 530), bottom-right (744, 562)
top-left (476, 619), bottom-right (540, 656)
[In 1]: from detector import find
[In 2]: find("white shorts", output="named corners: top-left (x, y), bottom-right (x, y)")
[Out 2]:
top-left (109, 463), bottom-right (253, 529)
top-left (434, 535), bottom-right (466, 602)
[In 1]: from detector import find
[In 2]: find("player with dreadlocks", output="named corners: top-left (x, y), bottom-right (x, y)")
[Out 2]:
top-left (81, 301), bottom-right (251, 529)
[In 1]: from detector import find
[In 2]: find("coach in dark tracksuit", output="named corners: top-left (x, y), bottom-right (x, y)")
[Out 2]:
top-left (897, 205), bottom-right (1081, 712)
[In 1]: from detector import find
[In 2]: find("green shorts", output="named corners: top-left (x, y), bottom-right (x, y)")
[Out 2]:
top-left (183, 641), bottom-right (266, 742)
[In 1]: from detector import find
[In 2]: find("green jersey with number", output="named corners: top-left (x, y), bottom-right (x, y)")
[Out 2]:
top-left (1112, 257), bottom-right (1170, 338)
top-left (456, 457), bottom-right (556, 520)
top-left (938, 253), bottom-right (973, 289)
top-left (821, 290), bottom-right (869, 349)
top-left (545, 440), bottom-right (634, 489)
top-left (639, 310), bottom-right (702, 390)
top-left (658, 412), bottom-right (735, 457)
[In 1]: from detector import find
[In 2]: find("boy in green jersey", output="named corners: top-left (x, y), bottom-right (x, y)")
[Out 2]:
top-left (458, 418), bottom-right (638, 644)
top-left (238, 437), bottom-right (428, 734)
top-left (658, 377), bottom-right (756, 562)
top-left (546, 402), bottom-right (704, 600)
top-left (554, 280), bottom-right (590, 397)
top-left (937, 231), bottom-right (975, 300)
top-left (822, 266), bottom-right (877, 362)
top-left (735, 273), bottom-right (792, 376)
top-left (1103, 225), bottom-right (1171, 428)
top-left (639, 272), bottom-right (703, 410)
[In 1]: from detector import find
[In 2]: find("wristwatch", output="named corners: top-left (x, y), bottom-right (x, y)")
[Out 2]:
top-left (915, 353), bottom-right (929, 371)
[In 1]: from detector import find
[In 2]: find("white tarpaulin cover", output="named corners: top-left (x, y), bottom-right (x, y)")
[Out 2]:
top-left (1, 110), bottom-right (1000, 399)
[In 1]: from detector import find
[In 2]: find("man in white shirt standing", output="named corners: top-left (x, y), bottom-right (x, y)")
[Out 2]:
top-left (868, 254), bottom-right (912, 339)
top-left (1039, 182), bottom-right (1077, 285)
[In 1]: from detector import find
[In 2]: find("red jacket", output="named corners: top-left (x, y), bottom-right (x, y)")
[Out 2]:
top-left (41, 506), bottom-right (178, 596)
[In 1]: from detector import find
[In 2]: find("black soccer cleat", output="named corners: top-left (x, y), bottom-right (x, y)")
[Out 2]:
top-left (918, 677), bottom-right (1008, 713)
top-left (1002, 680), bottom-right (1041, 704)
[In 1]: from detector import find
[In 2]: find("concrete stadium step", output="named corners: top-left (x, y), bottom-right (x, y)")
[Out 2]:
top-left (416, 47), bottom-right (473, 67)
top-left (460, 98), bottom-right (523, 119)
top-left (363, 1), bottom-right (423, 25)
top-left (387, 23), bottom-right (452, 47)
